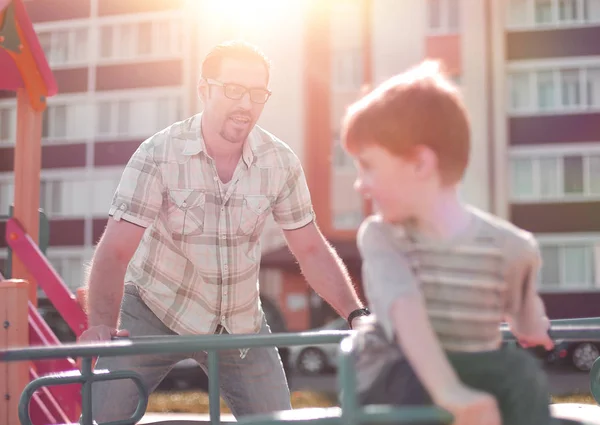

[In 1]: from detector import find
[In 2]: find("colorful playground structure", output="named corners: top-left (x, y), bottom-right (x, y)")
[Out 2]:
top-left (1, 0), bottom-right (89, 423)
top-left (2, 0), bottom-right (600, 424)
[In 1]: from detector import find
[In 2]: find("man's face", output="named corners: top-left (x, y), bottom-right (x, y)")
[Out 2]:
top-left (199, 57), bottom-right (270, 144)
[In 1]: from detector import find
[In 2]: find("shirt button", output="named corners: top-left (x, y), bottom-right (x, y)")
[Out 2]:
top-left (221, 315), bottom-right (226, 321)
top-left (221, 235), bottom-right (226, 240)
top-left (223, 291), bottom-right (228, 296)
top-left (181, 202), bottom-right (187, 208)
top-left (120, 204), bottom-right (126, 210)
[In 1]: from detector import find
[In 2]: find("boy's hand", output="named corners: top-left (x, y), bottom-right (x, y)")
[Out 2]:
top-left (511, 316), bottom-right (554, 351)
top-left (436, 385), bottom-right (501, 425)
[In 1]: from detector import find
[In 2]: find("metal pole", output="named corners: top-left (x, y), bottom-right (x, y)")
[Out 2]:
top-left (208, 350), bottom-right (220, 425)
top-left (80, 357), bottom-right (94, 425)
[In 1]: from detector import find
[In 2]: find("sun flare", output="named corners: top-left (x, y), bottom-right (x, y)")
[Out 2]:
top-left (184, 0), bottom-right (293, 38)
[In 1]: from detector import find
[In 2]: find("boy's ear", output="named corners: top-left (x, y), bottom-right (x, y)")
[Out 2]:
top-left (414, 145), bottom-right (438, 179)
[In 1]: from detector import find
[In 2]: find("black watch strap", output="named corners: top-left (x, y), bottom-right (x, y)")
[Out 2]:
top-left (348, 307), bottom-right (371, 328)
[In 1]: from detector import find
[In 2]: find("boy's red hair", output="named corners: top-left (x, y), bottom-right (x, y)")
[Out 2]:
top-left (341, 60), bottom-right (470, 185)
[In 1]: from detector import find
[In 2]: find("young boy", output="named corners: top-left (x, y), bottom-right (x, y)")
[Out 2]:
top-left (341, 61), bottom-right (555, 425)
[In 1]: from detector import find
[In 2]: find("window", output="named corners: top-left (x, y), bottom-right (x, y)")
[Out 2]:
top-left (510, 150), bottom-right (600, 201)
top-left (41, 102), bottom-right (91, 141)
top-left (91, 178), bottom-right (121, 216)
top-left (331, 49), bottom-right (363, 92)
top-left (332, 137), bottom-right (353, 170)
top-left (429, 0), bottom-right (442, 30)
top-left (559, 0), bottom-right (580, 21)
top-left (36, 27), bottom-right (88, 67)
top-left (537, 70), bottom-right (555, 110)
top-left (538, 239), bottom-right (598, 290)
top-left (510, 158), bottom-right (535, 198)
top-left (98, 17), bottom-right (183, 62)
top-left (0, 106), bottom-right (15, 144)
top-left (427, 0), bottom-right (460, 33)
top-left (535, 0), bottom-right (553, 23)
top-left (330, 0), bottom-right (364, 92)
top-left (509, 72), bottom-right (531, 111)
top-left (508, 64), bottom-right (600, 114)
top-left (587, 67), bottom-right (600, 107)
top-left (333, 210), bottom-right (363, 230)
top-left (507, 0), bottom-right (529, 26)
top-left (590, 156), bottom-right (600, 194)
top-left (96, 94), bottom-right (182, 138)
top-left (0, 181), bottom-right (14, 215)
top-left (539, 157), bottom-right (560, 197)
top-left (40, 180), bottom-right (88, 217)
top-left (508, 0), bottom-right (600, 27)
top-left (48, 252), bottom-right (85, 292)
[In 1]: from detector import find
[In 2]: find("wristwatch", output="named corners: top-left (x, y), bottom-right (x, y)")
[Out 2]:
top-left (347, 307), bottom-right (371, 329)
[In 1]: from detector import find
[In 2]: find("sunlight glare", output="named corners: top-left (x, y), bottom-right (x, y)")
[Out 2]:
top-left (184, 0), bottom-right (292, 38)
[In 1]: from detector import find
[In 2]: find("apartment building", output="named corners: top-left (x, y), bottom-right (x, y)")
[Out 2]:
top-left (1, 0), bottom-right (599, 333)
top-left (261, 0), bottom-right (600, 325)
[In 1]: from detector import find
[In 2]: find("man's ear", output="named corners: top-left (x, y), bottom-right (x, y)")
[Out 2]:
top-left (197, 78), bottom-right (209, 103)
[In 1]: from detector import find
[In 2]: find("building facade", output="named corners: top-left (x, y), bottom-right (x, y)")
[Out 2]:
top-left (1, 0), bottom-right (599, 333)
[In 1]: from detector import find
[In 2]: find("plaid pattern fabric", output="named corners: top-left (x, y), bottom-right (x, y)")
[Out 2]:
top-left (109, 114), bottom-right (315, 337)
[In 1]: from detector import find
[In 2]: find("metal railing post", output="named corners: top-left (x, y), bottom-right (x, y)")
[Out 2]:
top-left (338, 337), bottom-right (358, 425)
top-left (208, 349), bottom-right (220, 425)
top-left (80, 357), bottom-right (94, 425)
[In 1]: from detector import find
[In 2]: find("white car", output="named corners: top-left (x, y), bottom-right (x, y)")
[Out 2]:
top-left (288, 318), bottom-right (349, 375)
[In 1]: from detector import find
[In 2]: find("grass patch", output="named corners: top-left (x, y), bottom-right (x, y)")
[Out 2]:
top-left (148, 391), bottom-right (598, 414)
top-left (552, 393), bottom-right (597, 405)
top-left (148, 391), bottom-right (338, 414)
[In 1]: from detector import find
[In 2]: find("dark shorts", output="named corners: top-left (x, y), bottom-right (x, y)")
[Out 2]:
top-left (359, 345), bottom-right (552, 425)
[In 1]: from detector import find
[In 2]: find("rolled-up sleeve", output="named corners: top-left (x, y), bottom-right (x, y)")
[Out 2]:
top-left (109, 140), bottom-right (164, 228)
top-left (272, 159), bottom-right (315, 230)
top-left (358, 217), bottom-right (419, 340)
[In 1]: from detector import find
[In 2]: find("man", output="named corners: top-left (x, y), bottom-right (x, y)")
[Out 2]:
top-left (80, 40), bottom-right (369, 422)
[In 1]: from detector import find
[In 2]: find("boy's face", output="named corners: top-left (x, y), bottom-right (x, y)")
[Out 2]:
top-left (352, 144), bottom-right (438, 223)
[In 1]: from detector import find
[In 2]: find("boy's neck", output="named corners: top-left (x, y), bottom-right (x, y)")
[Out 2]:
top-left (411, 187), bottom-right (471, 241)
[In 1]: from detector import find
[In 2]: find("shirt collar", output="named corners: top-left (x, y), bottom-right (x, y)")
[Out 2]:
top-left (182, 113), bottom-right (256, 168)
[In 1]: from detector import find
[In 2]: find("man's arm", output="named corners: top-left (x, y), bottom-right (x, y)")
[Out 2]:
top-left (84, 138), bottom-right (164, 332)
top-left (283, 222), bottom-right (364, 322)
top-left (85, 220), bottom-right (145, 328)
top-left (270, 157), bottom-right (365, 323)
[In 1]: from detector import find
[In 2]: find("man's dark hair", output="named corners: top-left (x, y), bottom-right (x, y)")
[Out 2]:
top-left (201, 40), bottom-right (271, 81)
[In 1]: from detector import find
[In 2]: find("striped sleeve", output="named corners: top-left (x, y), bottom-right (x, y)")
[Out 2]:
top-left (357, 217), bottom-right (419, 340)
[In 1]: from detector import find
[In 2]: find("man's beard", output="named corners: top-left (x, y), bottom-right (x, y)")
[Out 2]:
top-left (220, 126), bottom-right (251, 144)
top-left (220, 113), bottom-right (253, 144)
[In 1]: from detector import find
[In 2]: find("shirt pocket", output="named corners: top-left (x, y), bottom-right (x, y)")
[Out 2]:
top-left (167, 189), bottom-right (206, 236)
top-left (237, 195), bottom-right (271, 236)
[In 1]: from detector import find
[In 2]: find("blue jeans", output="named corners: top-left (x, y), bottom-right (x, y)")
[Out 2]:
top-left (90, 285), bottom-right (291, 423)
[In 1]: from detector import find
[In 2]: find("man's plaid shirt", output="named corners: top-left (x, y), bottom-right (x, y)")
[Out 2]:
top-left (109, 114), bottom-right (315, 337)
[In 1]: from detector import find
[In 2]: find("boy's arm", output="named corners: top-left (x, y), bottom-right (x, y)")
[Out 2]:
top-left (389, 295), bottom-right (464, 403)
top-left (506, 238), bottom-right (553, 349)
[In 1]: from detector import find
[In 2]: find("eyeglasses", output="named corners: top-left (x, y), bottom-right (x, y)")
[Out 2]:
top-left (205, 78), bottom-right (272, 104)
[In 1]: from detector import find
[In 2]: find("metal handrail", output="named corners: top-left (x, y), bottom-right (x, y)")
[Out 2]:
top-left (0, 331), bottom-right (352, 425)
top-left (2, 319), bottom-right (600, 425)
